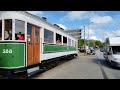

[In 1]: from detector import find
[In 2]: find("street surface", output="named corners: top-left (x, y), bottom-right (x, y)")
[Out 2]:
top-left (96, 49), bottom-right (120, 79)
top-left (32, 49), bottom-right (120, 79)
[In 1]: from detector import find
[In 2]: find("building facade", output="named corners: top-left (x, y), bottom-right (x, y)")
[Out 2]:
top-left (65, 29), bottom-right (82, 39)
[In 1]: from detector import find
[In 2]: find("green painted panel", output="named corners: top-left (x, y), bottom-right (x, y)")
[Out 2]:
top-left (44, 44), bottom-right (76, 53)
top-left (0, 42), bottom-right (25, 68)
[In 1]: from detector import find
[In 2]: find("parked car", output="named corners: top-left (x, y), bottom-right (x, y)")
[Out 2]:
top-left (86, 49), bottom-right (95, 55)
top-left (91, 49), bottom-right (95, 55)
top-left (100, 48), bottom-right (104, 52)
top-left (86, 49), bottom-right (91, 55)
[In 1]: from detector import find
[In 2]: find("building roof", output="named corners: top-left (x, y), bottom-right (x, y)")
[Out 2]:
top-left (65, 29), bottom-right (81, 32)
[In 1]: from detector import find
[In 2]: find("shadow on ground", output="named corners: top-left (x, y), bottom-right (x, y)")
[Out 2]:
top-left (90, 58), bottom-right (120, 70)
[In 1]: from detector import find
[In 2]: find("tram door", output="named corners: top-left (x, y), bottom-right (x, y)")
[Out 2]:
top-left (27, 24), bottom-right (40, 66)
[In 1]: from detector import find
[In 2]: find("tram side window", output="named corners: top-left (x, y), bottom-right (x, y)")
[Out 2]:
top-left (15, 20), bottom-right (25, 40)
top-left (63, 36), bottom-right (67, 45)
top-left (44, 29), bottom-right (54, 43)
top-left (4, 19), bottom-right (12, 40)
top-left (72, 40), bottom-right (74, 46)
top-left (75, 42), bottom-right (77, 47)
top-left (68, 38), bottom-right (71, 46)
top-left (0, 20), bottom-right (2, 40)
top-left (56, 33), bottom-right (62, 45)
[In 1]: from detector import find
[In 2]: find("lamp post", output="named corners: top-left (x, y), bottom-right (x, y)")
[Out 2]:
top-left (84, 26), bottom-right (86, 56)
top-left (88, 22), bottom-right (94, 50)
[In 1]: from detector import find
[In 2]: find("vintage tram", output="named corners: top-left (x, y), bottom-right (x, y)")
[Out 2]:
top-left (0, 11), bottom-right (78, 77)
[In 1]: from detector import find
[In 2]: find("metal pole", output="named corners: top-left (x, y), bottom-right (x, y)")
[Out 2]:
top-left (88, 26), bottom-right (89, 50)
top-left (84, 26), bottom-right (85, 56)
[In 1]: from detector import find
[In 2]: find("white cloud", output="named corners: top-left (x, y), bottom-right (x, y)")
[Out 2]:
top-left (93, 29), bottom-right (120, 42)
top-left (90, 15), bottom-right (113, 24)
top-left (112, 30), bottom-right (120, 36)
top-left (60, 11), bottom-right (90, 21)
top-left (88, 28), bottom-right (95, 36)
top-left (81, 27), bottom-right (96, 39)
top-left (57, 24), bottom-right (67, 29)
top-left (27, 11), bottom-right (43, 16)
top-left (90, 36), bottom-right (97, 40)
top-left (89, 36), bottom-right (103, 42)
top-left (98, 29), bottom-right (120, 38)
top-left (60, 11), bottom-right (113, 27)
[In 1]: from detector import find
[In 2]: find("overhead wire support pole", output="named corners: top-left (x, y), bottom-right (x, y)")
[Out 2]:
top-left (84, 26), bottom-right (86, 56)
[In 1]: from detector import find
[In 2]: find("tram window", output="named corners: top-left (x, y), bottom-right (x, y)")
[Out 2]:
top-left (72, 40), bottom-right (74, 46)
top-left (27, 24), bottom-right (32, 42)
top-left (15, 20), bottom-right (25, 40)
top-left (75, 42), bottom-right (76, 47)
top-left (74, 41), bottom-right (75, 47)
top-left (56, 33), bottom-right (62, 45)
top-left (4, 19), bottom-right (12, 40)
top-left (68, 38), bottom-right (71, 46)
top-left (35, 26), bottom-right (40, 42)
top-left (0, 20), bottom-right (2, 40)
top-left (63, 36), bottom-right (67, 45)
top-left (44, 29), bottom-right (54, 43)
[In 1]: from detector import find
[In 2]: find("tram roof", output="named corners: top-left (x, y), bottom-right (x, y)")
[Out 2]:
top-left (13, 11), bottom-right (77, 40)
top-left (18, 11), bottom-right (78, 41)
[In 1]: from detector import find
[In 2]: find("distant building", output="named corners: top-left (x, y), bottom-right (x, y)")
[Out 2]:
top-left (65, 29), bottom-right (82, 39)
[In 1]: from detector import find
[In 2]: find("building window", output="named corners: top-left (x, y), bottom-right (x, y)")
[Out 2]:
top-left (4, 19), bottom-right (12, 40)
top-left (44, 29), bottom-right (54, 43)
top-left (15, 20), bottom-right (25, 40)
top-left (56, 33), bottom-right (62, 45)
top-left (68, 38), bottom-right (71, 46)
top-left (63, 36), bottom-right (67, 45)
top-left (27, 24), bottom-right (32, 42)
top-left (0, 20), bottom-right (2, 40)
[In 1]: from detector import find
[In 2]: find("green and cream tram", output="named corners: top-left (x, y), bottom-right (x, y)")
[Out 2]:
top-left (0, 11), bottom-right (78, 77)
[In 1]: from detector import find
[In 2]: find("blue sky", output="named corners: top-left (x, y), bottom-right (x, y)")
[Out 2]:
top-left (27, 11), bottom-right (120, 42)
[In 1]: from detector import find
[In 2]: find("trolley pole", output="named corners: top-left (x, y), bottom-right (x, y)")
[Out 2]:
top-left (84, 26), bottom-right (86, 56)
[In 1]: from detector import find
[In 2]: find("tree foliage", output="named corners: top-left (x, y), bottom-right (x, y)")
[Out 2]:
top-left (95, 40), bottom-right (103, 48)
top-left (78, 38), bottom-right (103, 48)
top-left (78, 38), bottom-right (84, 48)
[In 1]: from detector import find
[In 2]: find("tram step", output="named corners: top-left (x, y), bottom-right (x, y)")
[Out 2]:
top-left (27, 69), bottom-right (43, 78)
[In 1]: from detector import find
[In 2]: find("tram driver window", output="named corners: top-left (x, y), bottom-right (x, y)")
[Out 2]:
top-left (15, 20), bottom-right (25, 40)
top-left (0, 20), bottom-right (2, 40)
top-left (4, 19), bottom-right (12, 40)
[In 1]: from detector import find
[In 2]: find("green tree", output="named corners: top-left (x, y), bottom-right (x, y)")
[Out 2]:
top-left (95, 40), bottom-right (103, 48)
top-left (89, 40), bottom-right (95, 47)
top-left (78, 38), bottom-right (84, 48)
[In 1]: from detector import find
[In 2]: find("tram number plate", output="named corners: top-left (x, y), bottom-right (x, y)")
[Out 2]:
top-left (3, 49), bottom-right (12, 53)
